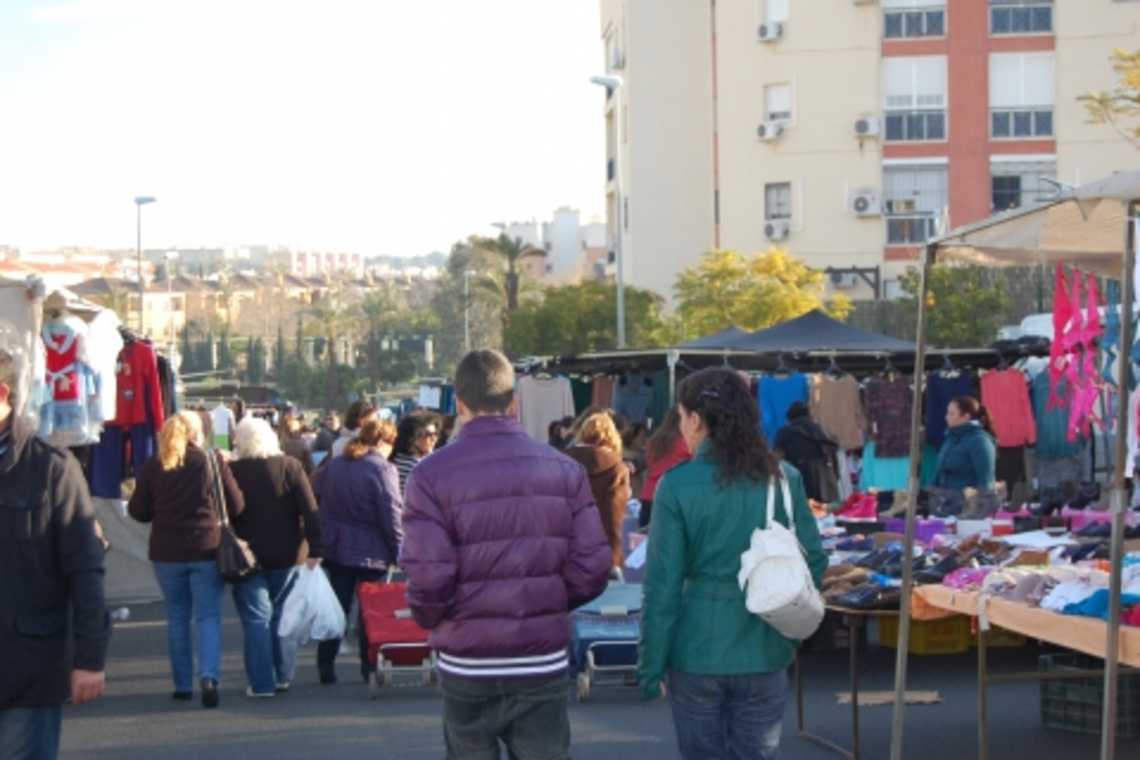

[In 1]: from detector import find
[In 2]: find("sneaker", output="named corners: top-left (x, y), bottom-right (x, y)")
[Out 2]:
top-left (318, 663), bottom-right (337, 685)
top-left (172, 691), bottom-right (192, 701)
top-left (200, 677), bottom-right (219, 709)
top-left (246, 687), bottom-right (275, 699)
top-left (275, 681), bottom-right (291, 692)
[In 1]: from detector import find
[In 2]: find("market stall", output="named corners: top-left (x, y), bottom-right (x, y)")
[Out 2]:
top-left (890, 170), bottom-right (1140, 760)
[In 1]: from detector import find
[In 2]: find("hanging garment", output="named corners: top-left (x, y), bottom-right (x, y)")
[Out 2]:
top-left (591, 376), bottom-right (616, 408)
top-left (925, 371), bottom-right (975, 448)
top-left (516, 374), bottom-right (576, 441)
top-left (1031, 371), bottom-right (1083, 460)
top-left (865, 373), bottom-right (913, 458)
top-left (1048, 263), bottom-right (1074, 410)
top-left (979, 368), bottom-right (1037, 447)
top-left (613, 370), bottom-right (654, 422)
top-left (759, 372), bottom-right (810, 444)
top-left (858, 442), bottom-right (909, 492)
top-left (108, 340), bottom-right (166, 431)
top-left (40, 316), bottom-right (96, 446)
top-left (995, 445), bottom-right (1028, 490)
top-left (810, 374), bottom-right (866, 452)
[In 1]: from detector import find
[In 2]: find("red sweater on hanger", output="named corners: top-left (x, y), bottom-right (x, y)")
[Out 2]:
top-left (979, 369), bottom-right (1036, 447)
top-left (108, 341), bottom-right (165, 430)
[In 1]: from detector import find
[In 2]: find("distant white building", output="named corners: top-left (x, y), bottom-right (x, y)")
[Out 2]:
top-left (497, 208), bottom-right (609, 284)
top-left (291, 250), bottom-right (365, 278)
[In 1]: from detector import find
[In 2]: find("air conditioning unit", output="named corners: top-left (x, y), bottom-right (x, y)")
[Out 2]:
top-left (608, 48), bottom-right (625, 70)
top-left (757, 121), bottom-right (784, 141)
top-left (758, 22), bottom-right (783, 42)
top-left (764, 219), bottom-right (789, 240)
top-left (851, 190), bottom-right (882, 217)
top-left (854, 116), bottom-right (881, 137)
top-left (830, 271), bottom-right (858, 288)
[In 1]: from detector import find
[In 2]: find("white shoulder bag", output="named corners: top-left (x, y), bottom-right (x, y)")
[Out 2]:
top-left (736, 474), bottom-right (824, 640)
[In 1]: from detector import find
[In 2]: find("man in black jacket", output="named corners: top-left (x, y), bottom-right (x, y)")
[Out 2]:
top-left (0, 347), bottom-right (111, 759)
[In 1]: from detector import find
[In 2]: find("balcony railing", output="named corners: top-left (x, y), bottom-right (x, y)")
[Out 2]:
top-left (884, 109), bottom-right (946, 141)
top-left (991, 107), bottom-right (1053, 138)
top-left (884, 8), bottom-right (945, 39)
top-left (885, 213), bottom-right (938, 245)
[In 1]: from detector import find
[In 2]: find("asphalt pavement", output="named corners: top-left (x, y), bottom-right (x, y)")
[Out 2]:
top-left (58, 598), bottom-right (1140, 759)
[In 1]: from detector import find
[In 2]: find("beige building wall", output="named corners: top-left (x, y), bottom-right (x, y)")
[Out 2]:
top-left (600, 0), bottom-right (715, 302)
top-left (600, 0), bottom-right (1140, 307)
top-left (1055, 1), bottom-right (1140, 184)
top-left (716, 1), bottom-right (886, 300)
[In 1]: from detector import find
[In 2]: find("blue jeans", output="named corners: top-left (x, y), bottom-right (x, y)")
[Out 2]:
top-left (439, 673), bottom-right (570, 760)
top-left (666, 669), bottom-right (787, 760)
top-left (233, 566), bottom-right (299, 694)
top-left (0, 705), bottom-right (62, 760)
top-left (152, 560), bottom-right (226, 692)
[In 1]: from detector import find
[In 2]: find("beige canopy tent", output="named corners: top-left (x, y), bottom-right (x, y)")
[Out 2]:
top-left (890, 170), bottom-right (1140, 760)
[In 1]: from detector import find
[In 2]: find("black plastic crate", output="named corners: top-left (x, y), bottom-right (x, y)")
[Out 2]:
top-left (802, 610), bottom-right (868, 653)
top-left (1039, 653), bottom-right (1140, 737)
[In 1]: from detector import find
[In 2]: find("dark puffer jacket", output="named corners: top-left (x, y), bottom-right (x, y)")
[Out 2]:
top-left (312, 451), bottom-right (402, 570)
top-left (400, 415), bottom-right (611, 664)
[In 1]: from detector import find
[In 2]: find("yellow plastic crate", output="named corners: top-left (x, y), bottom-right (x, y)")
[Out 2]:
top-left (878, 615), bottom-right (969, 655)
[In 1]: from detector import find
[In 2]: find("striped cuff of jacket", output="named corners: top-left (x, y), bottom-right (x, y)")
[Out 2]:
top-left (437, 650), bottom-right (569, 679)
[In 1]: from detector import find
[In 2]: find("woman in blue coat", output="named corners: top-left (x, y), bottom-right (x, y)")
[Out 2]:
top-left (931, 395), bottom-right (997, 490)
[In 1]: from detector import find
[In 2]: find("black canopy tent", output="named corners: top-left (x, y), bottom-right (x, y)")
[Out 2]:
top-left (721, 309), bottom-right (918, 353)
top-left (532, 311), bottom-right (1021, 410)
top-left (889, 170), bottom-right (1140, 760)
top-left (676, 324), bottom-right (748, 349)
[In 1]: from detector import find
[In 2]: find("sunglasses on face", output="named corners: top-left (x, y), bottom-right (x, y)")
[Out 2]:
top-left (421, 429), bottom-right (439, 438)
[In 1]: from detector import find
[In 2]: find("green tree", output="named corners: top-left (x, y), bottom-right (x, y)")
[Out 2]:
top-left (474, 233), bottom-right (547, 312)
top-left (359, 283), bottom-right (407, 392)
top-left (307, 289), bottom-right (355, 409)
top-left (217, 328), bottom-right (235, 372)
top-left (293, 315), bottom-right (305, 362)
top-left (504, 281), bottom-right (672, 356)
top-left (90, 286), bottom-right (132, 322)
top-left (430, 240), bottom-right (507, 371)
top-left (1079, 47), bottom-right (1140, 150)
top-left (273, 325), bottom-right (286, 377)
top-left (673, 248), bottom-right (852, 339)
top-left (375, 349), bottom-right (418, 388)
top-left (898, 264), bottom-right (1010, 348)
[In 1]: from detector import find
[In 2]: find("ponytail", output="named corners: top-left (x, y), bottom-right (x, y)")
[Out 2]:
top-left (345, 418), bottom-right (397, 460)
top-left (951, 395), bottom-right (996, 438)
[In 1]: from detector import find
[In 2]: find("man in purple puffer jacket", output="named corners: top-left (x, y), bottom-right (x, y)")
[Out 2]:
top-left (402, 349), bottom-right (611, 759)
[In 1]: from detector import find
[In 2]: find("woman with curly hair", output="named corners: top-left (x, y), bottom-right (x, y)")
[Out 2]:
top-left (129, 411), bottom-right (245, 709)
top-left (637, 368), bottom-right (827, 759)
top-left (564, 411), bottom-right (630, 579)
top-left (389, 410), bottom-right (440, 495)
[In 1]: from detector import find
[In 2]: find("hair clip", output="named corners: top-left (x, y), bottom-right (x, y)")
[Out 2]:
top-left (699, 386), bottom-right (720, 399)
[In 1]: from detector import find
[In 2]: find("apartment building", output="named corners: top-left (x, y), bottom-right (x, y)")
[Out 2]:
top-left (497, 208), bottom-right (608, 283)
top-left (598, 0), bottom-right (1140, 302)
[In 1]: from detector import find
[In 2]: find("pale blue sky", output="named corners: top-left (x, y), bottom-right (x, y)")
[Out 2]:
top-left (0, 1), bottom-right (605, 257)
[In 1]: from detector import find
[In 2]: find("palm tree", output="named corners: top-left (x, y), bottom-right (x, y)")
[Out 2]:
top-left (308, 288), bottom-right (355, 409)
top-left (474, 233), bottom-right (546, 311)
top-left (91, 287), bottom-right (132, 322)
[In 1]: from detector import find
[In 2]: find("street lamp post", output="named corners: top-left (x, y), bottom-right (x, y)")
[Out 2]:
top-left (590, 74), bottom-right (625, 348)
top-left (463, 270), bottom-right (476, 353)
top-left (134, 196), bottom-right (156, 333)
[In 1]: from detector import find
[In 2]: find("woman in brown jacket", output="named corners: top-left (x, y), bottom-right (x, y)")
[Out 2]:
top-left (129, 411), bottom-right (244, 709)
top-left (565, 411), bottom-right (630, 580)
top-left (229, 417), bottom-right (323, 697)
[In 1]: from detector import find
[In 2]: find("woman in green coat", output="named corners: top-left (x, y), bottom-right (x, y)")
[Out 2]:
top-left (638, 367), bottom-right (827, 760)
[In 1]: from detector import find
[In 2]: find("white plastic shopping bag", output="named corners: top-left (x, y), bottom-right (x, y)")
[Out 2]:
top-left (279, 566), bottom-right (346, 644)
